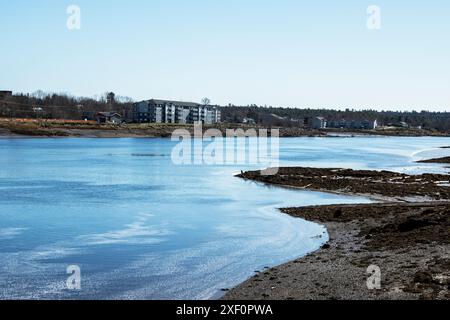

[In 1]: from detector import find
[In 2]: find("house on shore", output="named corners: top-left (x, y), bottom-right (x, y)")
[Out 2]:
top-left (0, 91), bottom-right (13, 99)
top-left (242, 117), bottom-right (256, 125)
top-left (133, 99), bottom-right (221, 124)
top-left (95, 112), bottom-right (123, 124)
top-left (327, 119), bottom-right (378, 130)
top-left (309, 117), bottom-right (378, 130)
top-left (388, 121), bottom-right (409, 129)
top-left (311, 117), bottom-right (327, 129)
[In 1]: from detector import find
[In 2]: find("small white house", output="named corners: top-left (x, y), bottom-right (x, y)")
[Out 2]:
top-left (242, 118), bottom-right (256, 125)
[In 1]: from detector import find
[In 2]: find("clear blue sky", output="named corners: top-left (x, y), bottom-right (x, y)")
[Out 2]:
top-left (1, 0), bottom-right (449, 111)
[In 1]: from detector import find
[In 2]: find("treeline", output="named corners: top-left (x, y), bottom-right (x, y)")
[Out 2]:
top-left (220, 106), bottom-right (450, 132)
top-left (1, 92), bottom-right (449, 132)
top-left (0, 91), bottom-right (133, 120)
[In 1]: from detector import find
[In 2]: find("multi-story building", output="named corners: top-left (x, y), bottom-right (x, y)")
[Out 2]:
top-left (311, 117), bottom-right (327, 129)
top-left (0, 91), bottom-right (13, 99)
top-left (327, 119), bottom-right (378, 130)
top-left (133, 99), bottom-right (221, 124)
top-left (309, 117), bottom-right (378, 130)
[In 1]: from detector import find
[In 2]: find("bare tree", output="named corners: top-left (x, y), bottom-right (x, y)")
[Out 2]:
top-left (116, 95), bottom-right (134, 103)
top-left (32, 90), bottom-right (47, 100)
top-left (202, 97), bottom-right (211, 106)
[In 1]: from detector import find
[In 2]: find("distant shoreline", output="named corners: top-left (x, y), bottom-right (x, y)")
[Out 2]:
top-left (0, 119), bottom-right (449, 138)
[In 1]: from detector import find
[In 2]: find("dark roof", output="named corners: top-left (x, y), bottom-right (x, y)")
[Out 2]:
top-left (96, 112), bottom-right (122, 117)
top-left (327, 118), bottom-right (377, 122)
top-left (147, 99), bottom-right (201, 108)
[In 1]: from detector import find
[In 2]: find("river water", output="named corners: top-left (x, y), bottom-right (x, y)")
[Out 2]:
top-left (0, 136), bottom-right (448, 299)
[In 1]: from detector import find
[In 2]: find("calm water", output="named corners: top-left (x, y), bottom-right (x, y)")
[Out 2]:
top-left (0, 136), bottom-right (448, 299)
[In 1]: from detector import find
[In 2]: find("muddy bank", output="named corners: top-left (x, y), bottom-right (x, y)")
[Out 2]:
top-left (224, 168), bottom-right (450, 300)
top-left (224, 202), bottom-right (449, 300)
top-left (238, 167), bottom-right (450, 201)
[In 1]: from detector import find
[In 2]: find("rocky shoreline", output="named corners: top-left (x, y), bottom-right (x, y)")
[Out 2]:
top-left (238, 167), bottom-right (450, 201)
top-left (223, 167), bottom-right (450, 300)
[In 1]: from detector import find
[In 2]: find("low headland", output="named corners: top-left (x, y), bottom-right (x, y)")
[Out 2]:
top-left (224, 166), bottom-right (450, 300)
top-left (417, 157), bottom-right (450, 164)
top-left (0, 118), bottom-right (449, 138)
